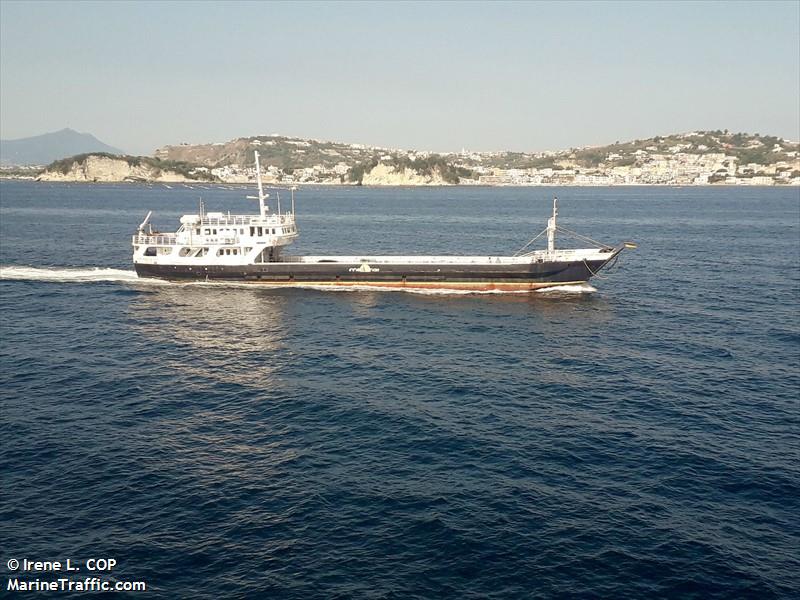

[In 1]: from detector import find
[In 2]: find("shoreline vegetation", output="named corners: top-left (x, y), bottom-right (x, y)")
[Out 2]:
top-left (3, 130), bottom-right (798, 186)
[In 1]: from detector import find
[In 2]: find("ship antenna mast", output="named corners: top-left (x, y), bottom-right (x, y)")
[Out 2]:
top-left (547, 197), bottom-right (558, 253)
top-left (254, 150), bottom-right (268, 217)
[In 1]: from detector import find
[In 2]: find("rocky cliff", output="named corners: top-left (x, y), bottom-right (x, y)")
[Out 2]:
top-left (37, 154), bottom-right (212, 183)
top-left (360, 163), bottom-right (450, 185)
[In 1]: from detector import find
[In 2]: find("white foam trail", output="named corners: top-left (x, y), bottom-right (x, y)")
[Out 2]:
top-left (169, 281), bottom-right (532, 295)
top-left (0, 266), bottom-right (597, 296)
top-left (264, 284), bottom-right (531, 296)
top-left (535, 283), bottom-right (597, 294)
top-left (0, 265), bottom-right (144, 283)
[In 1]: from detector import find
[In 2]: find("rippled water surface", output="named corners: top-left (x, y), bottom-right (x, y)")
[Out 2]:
top-left (1, 182), bottom-right (799, 598)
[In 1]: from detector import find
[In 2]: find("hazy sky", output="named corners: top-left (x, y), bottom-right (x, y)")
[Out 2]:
top-left (1, 0), bottom-right (798, 155)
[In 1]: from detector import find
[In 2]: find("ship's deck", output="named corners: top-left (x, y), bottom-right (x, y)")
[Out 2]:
top-left (282, 248), bottom-right (614, 265)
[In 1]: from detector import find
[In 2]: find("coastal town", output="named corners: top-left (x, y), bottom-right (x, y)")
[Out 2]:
top-left (156, 130), bottom-right (800, 186)
top-left (3, 130), bottom-right (798, 186)
top-left (201, 146), bottom-right (798, 186)
top-left (464, 148), bottom-right (798, 186)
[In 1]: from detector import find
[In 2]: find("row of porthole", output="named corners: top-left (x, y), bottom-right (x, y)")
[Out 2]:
top-left (194, 227), bottom-right (296, 237)
top-left (173, 247), bottom-right (254, 257)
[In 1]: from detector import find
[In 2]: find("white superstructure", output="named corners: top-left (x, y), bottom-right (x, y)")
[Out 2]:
top-left (132, 151), bottom-right (298, 267)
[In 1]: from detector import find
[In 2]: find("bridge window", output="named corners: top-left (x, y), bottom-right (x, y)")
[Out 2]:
top-left (258, 227), bottom-right (263, 236)
top-left (204, 229), bottom-right (210, 235)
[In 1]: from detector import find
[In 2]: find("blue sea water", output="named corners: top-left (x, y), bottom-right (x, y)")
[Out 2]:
top-left (1, 181), bottom-right (799, 598)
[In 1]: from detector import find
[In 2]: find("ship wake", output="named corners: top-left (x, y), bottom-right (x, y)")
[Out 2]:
top-left (0, 266), bottom-right (155, 283)
top-left (535, 283), bottom-right (597, 294)
top-left (0, 266), bottom-right (597, 295)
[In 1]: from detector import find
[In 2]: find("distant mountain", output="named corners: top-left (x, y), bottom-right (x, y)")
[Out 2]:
top-left (0, 128), bottom-right (124, 166)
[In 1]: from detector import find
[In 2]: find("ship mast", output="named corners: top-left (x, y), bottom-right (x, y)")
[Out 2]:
top-left (254, 150), bottom-right (268, 217)
top-left (547, 197), bottom-right (558, 253)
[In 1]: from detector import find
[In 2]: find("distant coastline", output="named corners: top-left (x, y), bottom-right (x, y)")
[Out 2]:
top-left (1, 177), bottom-right (793, 189)
top-left (3, 129), bottom-right (798, 187)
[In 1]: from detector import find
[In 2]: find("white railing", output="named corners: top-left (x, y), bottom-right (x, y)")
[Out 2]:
top-left (199, 214), bottom-right (295, 226)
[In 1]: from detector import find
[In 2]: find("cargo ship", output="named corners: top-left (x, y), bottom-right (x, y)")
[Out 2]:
top-left (132, 152), bottom-right (632, 291)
